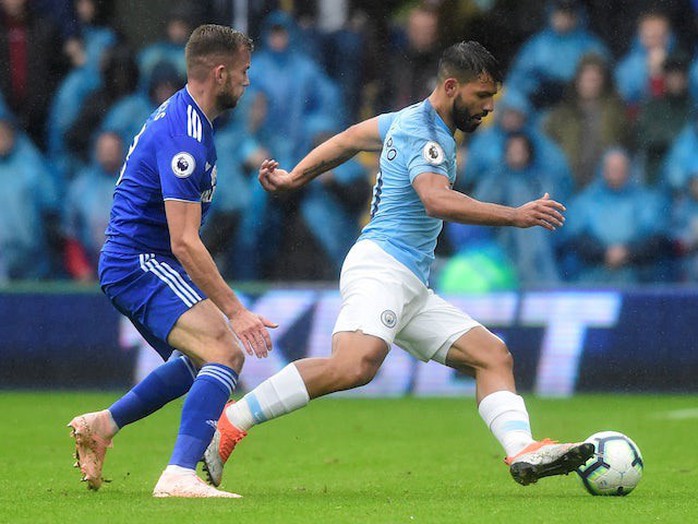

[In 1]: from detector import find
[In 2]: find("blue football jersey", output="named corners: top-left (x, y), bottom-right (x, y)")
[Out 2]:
top-left (359, 99), bottom-right (457, 284)
top-left (103, 86), bottom-right (218, 256)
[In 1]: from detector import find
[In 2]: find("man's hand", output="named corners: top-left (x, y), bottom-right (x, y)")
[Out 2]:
top-left (258, 159), bottom-right (296, 192)
top-left (228, 308), bottom-right (278, 358)
top-left (512, 193), bottom-right (566, 230)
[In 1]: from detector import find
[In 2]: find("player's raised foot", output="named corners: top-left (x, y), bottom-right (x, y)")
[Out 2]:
top-left (506, 438), bottom-right (595, 486)
top-left (153, 468), bottom-right (242, 498)
top-left (67, 410), bottom-right (115, 490)
top-left (202, 401), bottom-right (247, 487)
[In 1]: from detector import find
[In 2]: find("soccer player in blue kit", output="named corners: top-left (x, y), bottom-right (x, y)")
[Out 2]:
top-left (68, 25), bottom-right (276, 498)
top-left (204, 41), bottom-right (594, 489)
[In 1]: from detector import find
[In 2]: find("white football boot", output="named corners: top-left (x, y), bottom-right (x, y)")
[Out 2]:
top-left (153, 467), bottom-right (242, 498)
top-left (506, 438), bottom-right (595, 485)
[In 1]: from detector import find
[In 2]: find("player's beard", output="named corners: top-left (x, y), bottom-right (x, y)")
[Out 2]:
top-left (452, 95), bottom-right (484, 133)
top-left (217, 89), bottom-right (239, 111)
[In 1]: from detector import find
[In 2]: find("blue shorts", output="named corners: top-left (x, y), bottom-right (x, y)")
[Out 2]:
top-left (98, 251), bottom-right (206, 360)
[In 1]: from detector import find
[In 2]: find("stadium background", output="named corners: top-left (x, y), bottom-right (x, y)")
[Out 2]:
top-left (1, 0), bottom-right (697, 394)
top-left (0, 2), bottom-right (697, 522)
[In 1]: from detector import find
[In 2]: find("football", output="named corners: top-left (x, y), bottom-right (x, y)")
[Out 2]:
top-left (576, 431), bottom-right (643, 496)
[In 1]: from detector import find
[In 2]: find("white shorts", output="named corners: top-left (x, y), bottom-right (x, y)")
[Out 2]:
top-left (333, 240), bottom-right (481, 363)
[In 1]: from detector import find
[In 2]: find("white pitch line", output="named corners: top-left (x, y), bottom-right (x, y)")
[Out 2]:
top-left (656, 408), bottom-right (698, 420)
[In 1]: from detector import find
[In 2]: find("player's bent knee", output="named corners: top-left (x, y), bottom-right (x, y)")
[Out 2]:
top-left (323, 355), bottom-right (379, 391)
top-left (198, 324), bottom-right (245, 370)
top-left (342, 356), bottom-right (381, 389)
top-left (488, 338), bottom-right (513, 372)
top-left (217, 345), bottom-right (245, 370)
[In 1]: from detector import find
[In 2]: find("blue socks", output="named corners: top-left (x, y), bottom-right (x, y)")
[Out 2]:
top-left (109, 355), bottom-right (197, 428)
top-left (107, 357), bottom-right (238, 471)
top-left (169, 363), bottom-right (238, 470)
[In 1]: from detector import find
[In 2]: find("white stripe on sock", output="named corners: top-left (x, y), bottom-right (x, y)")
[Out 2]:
top-left (198, 367), bottom-right (235, 395)
top-left (201, 366), bottom-right (237, 390)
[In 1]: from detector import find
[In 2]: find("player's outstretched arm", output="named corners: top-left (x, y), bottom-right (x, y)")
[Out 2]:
top-left (165, 200), bottom-right (277, 357)
top-left (259, 116), bottom-right (383, 192)
top-left (413, 172), bottom-right (565, 230)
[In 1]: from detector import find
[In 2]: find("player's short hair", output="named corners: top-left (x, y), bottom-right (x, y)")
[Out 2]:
top-left (185, 24), bottom-right (253, 80)
top-left (437, 41), bottom-right (502, 85)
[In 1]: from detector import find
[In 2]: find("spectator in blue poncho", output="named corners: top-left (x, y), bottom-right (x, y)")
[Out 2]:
top-left (136, 2), bottom-right (196, 94)
top-left (201, 96), bottom-right (269, 280)
top-left (101, 62), bottom-right (184, 149)
top-left (72, 0), bottom-right (117, 68)
top-left (235, 10), bottom-right (344, 279)
top-left (463, 88), bottom-right (572, 202)
top-left (0, 118), bottom-right (58, 280)
top-left (661, 109), bottom-right (698, 196)
top-left (249, 10), bottom-right (343, 167)
top-left (47, 0), bottom-right (118, 183)
top-left (62, 131), bottom-right (123, 281)
top-left (66, 44), bottom-right (139, 165)
top-left (671, 170), bottom-right (698, 282)
top-left (298, 118), bottom-right (371, 277)
top-left (473, 132), bottom-right (562, 286)
top-left (46, 37), bottom-right (102, 186)
top-left (506, 0), bottom-right (608, 111)
top-left (614, 10), bottom-right (675, 107)
top-left (561, 148), bottom-right (671, 283)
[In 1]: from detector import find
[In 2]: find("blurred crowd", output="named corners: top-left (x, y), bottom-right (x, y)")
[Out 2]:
top-left (3, 0), bottom-right (698, 289)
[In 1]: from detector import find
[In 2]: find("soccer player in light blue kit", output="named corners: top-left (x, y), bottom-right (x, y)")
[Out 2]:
top-left (68, 25), bottom-right (276, 498)
top-left (205, 41), bottom-right (595, 489)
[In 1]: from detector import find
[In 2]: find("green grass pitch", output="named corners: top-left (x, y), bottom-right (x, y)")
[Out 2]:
top-left (0, 392), bottom-right (696, 523)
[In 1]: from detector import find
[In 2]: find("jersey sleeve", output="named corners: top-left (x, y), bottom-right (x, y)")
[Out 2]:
top-left (156, 134), bottom-right (208, 203)
top-left (377, 112), bottom-right (398, 142)
top-left (405, 133), bottom-right (451, 183)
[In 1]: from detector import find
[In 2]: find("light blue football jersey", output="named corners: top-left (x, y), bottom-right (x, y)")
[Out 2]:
top-left (359, 99), bottom-right (456, 284)
top-left (103, 86), bottom-right (218, 256)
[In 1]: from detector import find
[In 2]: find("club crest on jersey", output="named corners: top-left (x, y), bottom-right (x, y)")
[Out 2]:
top-left (171, 152), bottom-right (196, 178)
top-left (381, 309), bottom-right (397, 328)
top-left (422, 141), bottom-right (445, 165)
